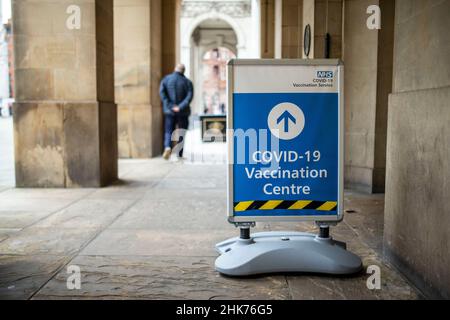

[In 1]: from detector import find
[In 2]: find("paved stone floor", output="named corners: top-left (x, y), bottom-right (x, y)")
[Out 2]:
top-left (0, 117), bottom-right (420, 300)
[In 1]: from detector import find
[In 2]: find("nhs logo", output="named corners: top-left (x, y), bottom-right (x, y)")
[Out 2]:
top-left (317, 71), bottom-right (334, 78)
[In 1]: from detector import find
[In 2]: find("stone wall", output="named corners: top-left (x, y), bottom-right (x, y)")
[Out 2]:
top-left (13, 0), bottom-right (117, 187)
top-left (373, 0), bottom-right (394, 192)
top-left (162, 0), bottom-right (180, 77)
top-left (314, 0), bottom-right (342, 59)
top-left (114, 0), bottom-right (163, 158)
top-left (384, 0), bottom-right (450, 299)
top-left (274, 0), bottom-right (392, 193)
top-left (281, 0), bottom-right (303, 58)
top-left (343, 0), bottom-right (379, 192)
top-left (260, 0), bottom-right (275, 58)
top-left (342, 0), bottom-right (393, 193)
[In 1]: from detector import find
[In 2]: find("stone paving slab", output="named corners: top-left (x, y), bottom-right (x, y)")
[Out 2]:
top-left (34, 255), bottom-right (290, 300)
top-left (0, 211), bottom-right (53, 229)
top-left (165, 164), bottom-right (226, 179)
top-left (0, 228), bottom-right (21, 243)
top-left (0, 227), bottom-right (99, 256)
top-left (118, 160), bottom-right (148, 177)
top-left (109, 197), bottom-right (229, 231)
top-left (144, 188), bottom-right (225, 200)
top-left (122, 170), bottom-right (175, 182)
top-left (156, 177), bottom-right (226, 190)
top-left (342, 192), bottom-right (385, 254)
top-left (0, 187), bottom-right (11, 193)
top-left (33, 199), bottom-right (135, 229)
top-left (80, 230), bottom-right (237, 257)
top-left (0, 254), bottom-right (71, 300)
top-left (121, 161), bottom-right (176, 181)
top-left (0, 188), bottom-right (95, 200)
top-left (286, 269), bottom-right (418, 300)
top-left (0, 228), bottom-right (22, 237)
top-left (0, 197), bottom-right (77, 213)
top-left (86, 180), bottom-right (158, 200)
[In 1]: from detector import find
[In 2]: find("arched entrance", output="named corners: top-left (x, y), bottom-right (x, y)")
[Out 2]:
top-left (182, 18), bottom-right (239, 115)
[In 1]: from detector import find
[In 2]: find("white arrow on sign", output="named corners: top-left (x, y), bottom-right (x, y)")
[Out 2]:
top-left (268, 102), bottom-right (305, 140)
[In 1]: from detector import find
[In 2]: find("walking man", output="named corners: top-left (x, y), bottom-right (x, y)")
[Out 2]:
top-left (159, 64), bottom-right (194, 160)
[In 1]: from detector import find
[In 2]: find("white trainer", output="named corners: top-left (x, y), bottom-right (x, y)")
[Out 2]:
top-left (162, 147), bottom-right (171, 160)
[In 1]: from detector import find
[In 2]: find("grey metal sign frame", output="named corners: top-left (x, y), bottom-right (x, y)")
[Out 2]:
top-left (226, 59), bottom-right (345, 224)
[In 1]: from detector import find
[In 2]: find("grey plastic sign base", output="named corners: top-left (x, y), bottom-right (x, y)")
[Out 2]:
top-left (215, 232), bottom-right (363, 276)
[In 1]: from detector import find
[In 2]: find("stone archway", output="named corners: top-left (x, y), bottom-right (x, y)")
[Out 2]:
top-left (183, 18), bottom-right (239, 115)
top-left (181, 11), bottom-right (246, 51)
top-left (179, 1), bottom-right (259, 115)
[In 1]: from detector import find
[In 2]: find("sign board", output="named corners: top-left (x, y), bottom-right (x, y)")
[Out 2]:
top-left (227, 59), bottom-right (344, 223)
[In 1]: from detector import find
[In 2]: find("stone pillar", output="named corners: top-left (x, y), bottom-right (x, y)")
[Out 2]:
top-left (314, 0), bottom-right (343, 59)
top-left (384, 0), bottom-right (450, 299)
top-left (342, 0), bottom-right (393, 193)
top-left (162, 0), bottom-right (180, 77)
top-left (281, 0), bottom-right (303, 58)
top-left (277, 0), bottom-right (391, 193)
top-left (302, 0), bottom-right (313, 58)
top-left (274, 0), bottom-right (283, 58)
top-left (114, 0), bottom-right (163, 158)
top-left (13, 0), bottom-right (117, 188)
top-left (252, 0), bottom-right (262, 58)
top-left (279, 0), bottom-right (343, 59)
top-left (260, 0), bottom-right (275, 58)
top-left (373, 0), bottom-right (394, 192)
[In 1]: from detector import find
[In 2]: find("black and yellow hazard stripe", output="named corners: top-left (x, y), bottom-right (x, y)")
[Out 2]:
top-left (234, 200), bottom-right (337, 212)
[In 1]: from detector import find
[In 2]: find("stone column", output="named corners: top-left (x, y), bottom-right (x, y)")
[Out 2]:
top-left (277, 0), bottom-right (392, 193)
top-left (114, 0), bottom-right (163, 158)
top-left (274, 0), bottom-right (283, 58)
top-left (384, 0), bottom-right (450, 299)
top-left (342, 0), bottom-right (394, 193)
top-left (13, 0), bottom-right (117, 188)
top-left (260, 0), bottom-right (275, 58)
top-left (280, 0), bottom-right (342, 59)
top-left (314, 0), bottom-right (343, 59)
top-left (162, 0), bottom-right (180, 77)
top-left (302, 0), bottom-right (313, 58)
top-left (252, 0), bottom-right (262, 58)
top-left (281, 0), bottom-right (303, 58)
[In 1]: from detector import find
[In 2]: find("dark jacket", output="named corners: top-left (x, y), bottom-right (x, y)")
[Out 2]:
top-left (159, 72), bottom-right (194, 116)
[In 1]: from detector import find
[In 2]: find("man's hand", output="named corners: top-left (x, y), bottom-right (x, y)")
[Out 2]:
top-left (172, 105), bottom-right (180, 113)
